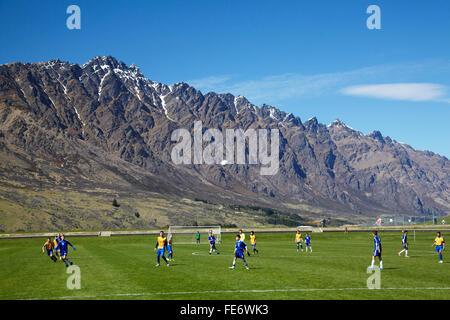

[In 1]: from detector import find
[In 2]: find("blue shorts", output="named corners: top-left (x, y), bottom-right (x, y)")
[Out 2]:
top-left (235, 251), bottom-right (245, 259)
top-left (157, 248), bottom-right (165, 256)
top-left (296, 241), bottom-right (302, 245)
top-left (251, 244), bottom-right (256, 248)
top-left (46, 249), bottom-right (53, 256)
top-left (305, 243), bottom-right (310, 246)
top-left (436, 245), bottom-right (443, 253)
top-left (167, 245), bottom-right (172, 252)
top-left (373, 248), bottom-right (382, 257)
top-left (402, 243), bottom-right (408, 249)
top-left (60, 250), bottom-right (68, 257)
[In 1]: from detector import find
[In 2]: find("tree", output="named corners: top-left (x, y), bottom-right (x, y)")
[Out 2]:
top-left (112, 198), bottom-right (120, 207)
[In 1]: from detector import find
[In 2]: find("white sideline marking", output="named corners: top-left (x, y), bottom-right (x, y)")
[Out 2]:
top-left (191, 252), bottom-right (232, 257)
top-left (25, 287), bottom-right (450, 300)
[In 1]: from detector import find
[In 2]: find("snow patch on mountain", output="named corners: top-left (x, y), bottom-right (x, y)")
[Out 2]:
top-left (159, 94), bottom-right (175, 122)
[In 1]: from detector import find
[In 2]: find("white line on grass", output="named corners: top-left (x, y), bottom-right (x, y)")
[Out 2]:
top-left (24, 287), bottom-right (450, 300)
top-left (191, 252), bottom-right (233, 257)
top-left (189, 252), bottom-right (436, 259)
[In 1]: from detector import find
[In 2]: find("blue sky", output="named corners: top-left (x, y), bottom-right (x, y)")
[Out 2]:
top-left (0, 0), bottom-right (449, 157)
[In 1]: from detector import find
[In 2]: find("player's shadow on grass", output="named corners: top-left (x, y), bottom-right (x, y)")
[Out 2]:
top-left (232, 266), bottom-right (260, 270)
top-left (380, 267), bottom-right (398, 270)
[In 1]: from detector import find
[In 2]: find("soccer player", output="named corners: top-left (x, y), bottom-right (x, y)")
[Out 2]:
top-left (238, 229), bottom-right (250, 256)
top-left (239, 229), bottom-right (246, 242)
top-left (229, 234), bottom-right (249, 270)
top-left (53, 234), bottom-right (61, 258)
top-left (295, 230), bottom-right (303, 252)
top-left (196, 231), bottom-right (200, 245)
top-left (208, 231), bottom-right (220, 255)
top-left (249, 231), bottom-right (259, 254)
top-left (54, 234), bottom-right (76, 267)
top-left (54, 233), bottom-right (61, 243)
top-left (305, 233), bottom-right (312, 252)
top-left (167, 234), bottom-right (174, 261)
top-left (432, 232), bottom-right (445, 264)
top-left (368, 231), bottom-right (383, 270)
top-left (42, 237), bottom-right (57, 262)
top-left (154, 231), bottom-right (169, 267)
top-left (398, 230), bottom-right (409, 258)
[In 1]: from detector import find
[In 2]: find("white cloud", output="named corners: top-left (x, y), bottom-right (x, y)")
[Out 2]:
top-left (341, 83), bottom-right (448, 102)
top-left (188, 75), bottom-right (232, 89)
top-left (186, 61), bottom-right (450, 106)
top-left (188, 66), bottom-right (393, 105)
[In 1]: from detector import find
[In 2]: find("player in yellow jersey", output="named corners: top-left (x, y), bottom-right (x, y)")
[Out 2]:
top-left (239, 229), bottom-right (246, 242)
top-left (432, 232), bottom-right (445, 263)
top-left (153, 231), bottom-right (169, 267)
top-left (249, 231), bottom-right (259, 254)
top-left (295, 230), bottom-right (303, 252)
top-left (53, 234), bottom-right (61, 258)
top-left (42, 237), bottom-right (57, 262)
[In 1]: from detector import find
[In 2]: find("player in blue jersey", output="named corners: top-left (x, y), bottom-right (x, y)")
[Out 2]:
top-left (208, 231), bottom-right (220, 255)
top-left (305, 233), bottom-right (312, 253)
top-left (54, 234), bottom-right (76, 267)
top-left (368, 231), bottom-right (383, 270)
top-left (167, 234), bottom-right (174, 261)
top-left (398, 230), bottom-right (409, 258)
top-left (229, 234), bottom-right (249, 270)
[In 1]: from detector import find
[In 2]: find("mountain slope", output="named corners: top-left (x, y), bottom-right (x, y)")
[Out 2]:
top-left (0, 56), bottom-right (448, 230)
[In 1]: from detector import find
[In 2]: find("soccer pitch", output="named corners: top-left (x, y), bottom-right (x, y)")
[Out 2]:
top-left (0, 231), bottom-right (448, 300)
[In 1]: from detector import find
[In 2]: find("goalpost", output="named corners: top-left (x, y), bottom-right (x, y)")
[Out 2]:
top-left (296, 226), bottom-right (323, 233)
top-left (167, 226), bottom-right (222, 244)
top-left (168, 226), bottom-right (222, 244)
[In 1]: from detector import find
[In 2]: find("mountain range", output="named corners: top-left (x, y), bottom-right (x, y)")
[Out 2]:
top-left (0, 56), bottom-right (448, 231)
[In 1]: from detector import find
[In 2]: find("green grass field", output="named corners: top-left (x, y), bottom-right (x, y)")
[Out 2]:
top-left (0, 231), bottom-right (448, 300)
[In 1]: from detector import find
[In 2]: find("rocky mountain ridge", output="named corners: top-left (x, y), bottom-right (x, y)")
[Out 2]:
top-left (0, 56), bottom-right (448, 226)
